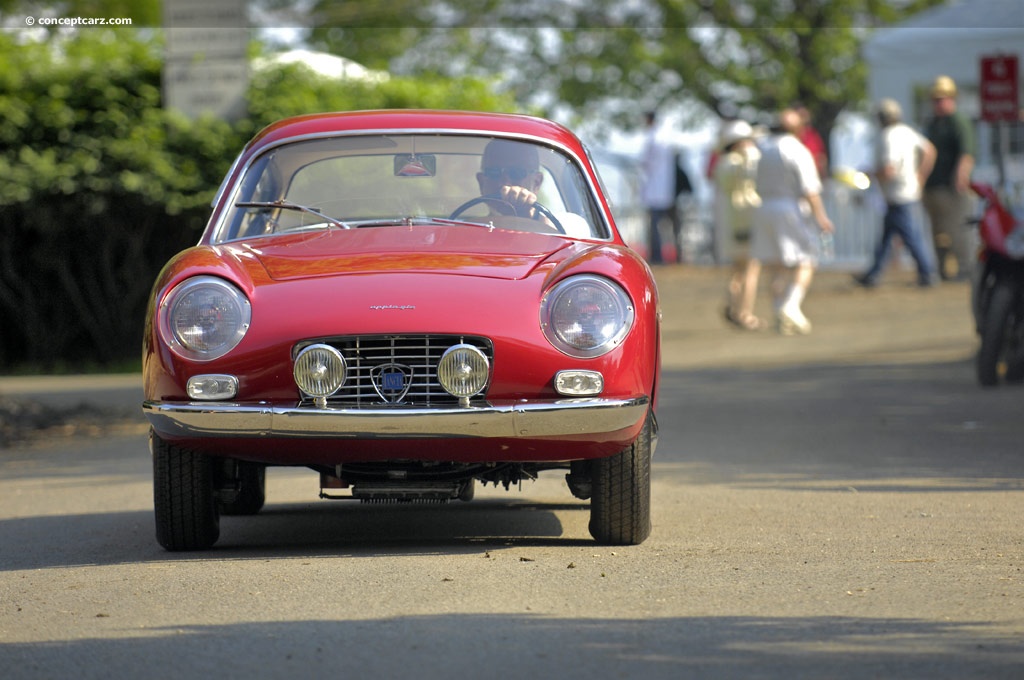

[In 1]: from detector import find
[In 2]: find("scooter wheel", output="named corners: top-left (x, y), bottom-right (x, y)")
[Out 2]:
top-left (976, 280), bottom-right (1017, 386)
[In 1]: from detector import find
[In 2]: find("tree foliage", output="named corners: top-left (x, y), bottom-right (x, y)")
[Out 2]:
top-left (0, 29), bottom-right (222, 369)
top-left (0, 0), bottom-right (161, 26)
top-left (0, 27), bottom-right (517, 371)
top-left (295, 0), bottom-right (945, 144)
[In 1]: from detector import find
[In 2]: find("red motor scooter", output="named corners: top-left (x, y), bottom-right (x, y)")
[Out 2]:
top-left (971, 182), bottom-right (1024, 386)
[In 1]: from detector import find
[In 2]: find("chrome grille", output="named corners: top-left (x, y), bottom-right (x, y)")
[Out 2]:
top-left (295, 335), bottom-right (493, 406)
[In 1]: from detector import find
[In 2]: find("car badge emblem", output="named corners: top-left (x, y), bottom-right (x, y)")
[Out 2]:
top-left (371, 363), bottom-right (412, 403)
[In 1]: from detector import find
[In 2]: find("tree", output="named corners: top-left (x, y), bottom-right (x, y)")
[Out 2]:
top-left (0, 28), bottom-right (230, 368)
top-left (290, 0), bottom-right (946, 150)
top-left (0, 0), bottom-right (161, 26)
top-left (523, 0), bottom-right (948, 145)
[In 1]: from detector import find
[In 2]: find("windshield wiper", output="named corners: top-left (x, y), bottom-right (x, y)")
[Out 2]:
top-left (346, 217), bottom-right (470, 228)
top-left (235, 200), bottom-right (351, 230)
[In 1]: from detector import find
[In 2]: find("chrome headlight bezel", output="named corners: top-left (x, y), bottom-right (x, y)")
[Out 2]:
top-left (158, 276), bottom-right (252, 362)
top-left (540, 275), bottom-right (635, 358)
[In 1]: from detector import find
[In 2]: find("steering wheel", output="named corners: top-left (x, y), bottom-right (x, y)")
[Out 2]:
top-left (448, 193), bottom-right (565, 234)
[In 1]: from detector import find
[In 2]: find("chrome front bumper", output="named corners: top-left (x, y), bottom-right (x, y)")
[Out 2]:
top-left (142, 396), bottom-right (649, 440)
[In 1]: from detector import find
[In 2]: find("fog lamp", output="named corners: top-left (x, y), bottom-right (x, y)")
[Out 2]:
top-left (294, 344), bottom-right (346, 406)
top-left (437, 344), bottom-right (490, 406)
top-left (554, 370), bottom-right (604, 396)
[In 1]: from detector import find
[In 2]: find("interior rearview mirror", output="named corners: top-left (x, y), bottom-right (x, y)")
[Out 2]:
top-left (394, 154), bottom-right (436, 177)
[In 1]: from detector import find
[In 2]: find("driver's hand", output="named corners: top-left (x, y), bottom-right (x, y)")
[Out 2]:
top-left (499, 185), bottom-right (538, 217)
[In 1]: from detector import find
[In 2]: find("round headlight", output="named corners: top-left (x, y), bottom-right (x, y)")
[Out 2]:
top-left (159, 276), bottom-right (251, 361)
top-left (437, 344), bottom-right (490, 401)
top-left (294, 344), bottom-right (347, 400)
top-left (540, 275), bottom-right (634, 358)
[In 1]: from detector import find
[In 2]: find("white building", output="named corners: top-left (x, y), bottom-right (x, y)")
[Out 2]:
top-left (863, 0), bottom-right (1024, 187)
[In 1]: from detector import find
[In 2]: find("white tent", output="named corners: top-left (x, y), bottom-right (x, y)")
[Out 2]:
top-left (863, 0), bottom-right (1024, 181)
top-left (252, 49), bottom-right (389, 83)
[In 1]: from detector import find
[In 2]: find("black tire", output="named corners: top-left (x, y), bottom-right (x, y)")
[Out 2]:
top-left (1004, 314), bottom-right (1024, 384)
top-left (1006, 358), bottom-right (1024, 384)
top-left (151, 430), bottom-right (220, 551)
top-left (977, 281), bottom-right (1017, 387)
top-left (589, 413), bottom-right (652, 545)
top-left (219, 462), bottom-right (266, 516)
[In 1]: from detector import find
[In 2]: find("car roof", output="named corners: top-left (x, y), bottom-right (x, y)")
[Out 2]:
top-left (246, 110), bottom-right (585, 155)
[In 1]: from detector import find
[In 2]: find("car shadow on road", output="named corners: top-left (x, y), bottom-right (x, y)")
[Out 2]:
top-left (218, 499), bottom-right (594, 554)
top-left (0, 498), bottom-right (596, 572)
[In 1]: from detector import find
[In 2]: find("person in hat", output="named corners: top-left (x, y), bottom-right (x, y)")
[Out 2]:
top-left (922, 75), bottom-right (976, 280)
top-left (854, 98), bottom-right (938, 288)
top-left (714, 119), bottom-right (764, 330)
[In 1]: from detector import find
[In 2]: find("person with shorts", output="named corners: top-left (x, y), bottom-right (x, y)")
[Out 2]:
top-left (751, 109), bottom-right (834, 335)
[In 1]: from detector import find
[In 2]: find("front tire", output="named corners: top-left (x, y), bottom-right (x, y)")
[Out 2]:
top-left (589, 413), bottom-right (652, 545)
top-left (152, 430), bottom-right (220, 551)
top-left (977, 281), bottom-right (1018, 386)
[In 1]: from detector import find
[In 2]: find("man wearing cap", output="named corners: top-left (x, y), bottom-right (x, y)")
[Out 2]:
top-left (854, 98), bottom-right (938, 288)
top-left (922, 75), bottom-right (976, 280)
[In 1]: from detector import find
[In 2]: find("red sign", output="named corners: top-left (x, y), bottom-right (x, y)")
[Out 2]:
top-left (980, 55), bottom-right (1019, 122)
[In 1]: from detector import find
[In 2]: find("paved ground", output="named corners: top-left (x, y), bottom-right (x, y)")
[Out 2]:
top-left (657, 263), bottom-right (977, 373)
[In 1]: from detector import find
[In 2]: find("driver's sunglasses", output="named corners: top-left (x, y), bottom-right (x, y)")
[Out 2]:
top-left (480, 166), bottom-right (533, 183)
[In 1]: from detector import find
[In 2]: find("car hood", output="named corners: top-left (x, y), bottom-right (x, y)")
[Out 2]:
top-left (236, 225), bottom-right (575, 282)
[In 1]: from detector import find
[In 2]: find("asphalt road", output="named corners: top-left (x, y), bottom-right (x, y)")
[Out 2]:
top-left (1, 266), bottom-right (1022, 679)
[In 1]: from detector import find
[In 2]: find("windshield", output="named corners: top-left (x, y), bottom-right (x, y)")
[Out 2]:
top-left (213, 133), bottom-right (609, 243)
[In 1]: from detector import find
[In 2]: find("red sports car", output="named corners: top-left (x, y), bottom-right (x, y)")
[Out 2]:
top-left (142, 110), bottom-right (660, 550)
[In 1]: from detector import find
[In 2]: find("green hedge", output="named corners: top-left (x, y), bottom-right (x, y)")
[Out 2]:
top-left (0, 29), bottom-right (517, 371)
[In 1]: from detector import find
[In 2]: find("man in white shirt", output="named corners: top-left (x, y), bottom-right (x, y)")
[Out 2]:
top-left (751, 109), bottom-right (834, 335)
top-left (855, 98), bottom-right (938, 288)
top-left (640, 110), bottom-right (677, 264)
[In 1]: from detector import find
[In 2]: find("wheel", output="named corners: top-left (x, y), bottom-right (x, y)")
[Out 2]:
top-left (1004, 303), bottom-right (1024, 384)
top-left (589, 412), bottom-right (652, 545)
top-left (976, 280), bottom-right (1017, 387)
top-left (448, 193), bottom-right (564, 233)
top-left (218, 461), bottom-right (266, 516)
top-left (1006, 355), bottom-right (1024, 384)
top-left (151, 430), bottom-right (220, 550)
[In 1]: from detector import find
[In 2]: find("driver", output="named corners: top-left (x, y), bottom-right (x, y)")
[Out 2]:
top-left (476, 139), bottom-right (546, 220)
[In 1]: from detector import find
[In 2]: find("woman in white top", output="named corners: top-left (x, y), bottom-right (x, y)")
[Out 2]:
top-left (751, 109), bottom-right (834, 335)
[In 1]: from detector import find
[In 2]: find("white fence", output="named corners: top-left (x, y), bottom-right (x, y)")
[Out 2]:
top-left (594, 148), bottom-right (942, 272)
